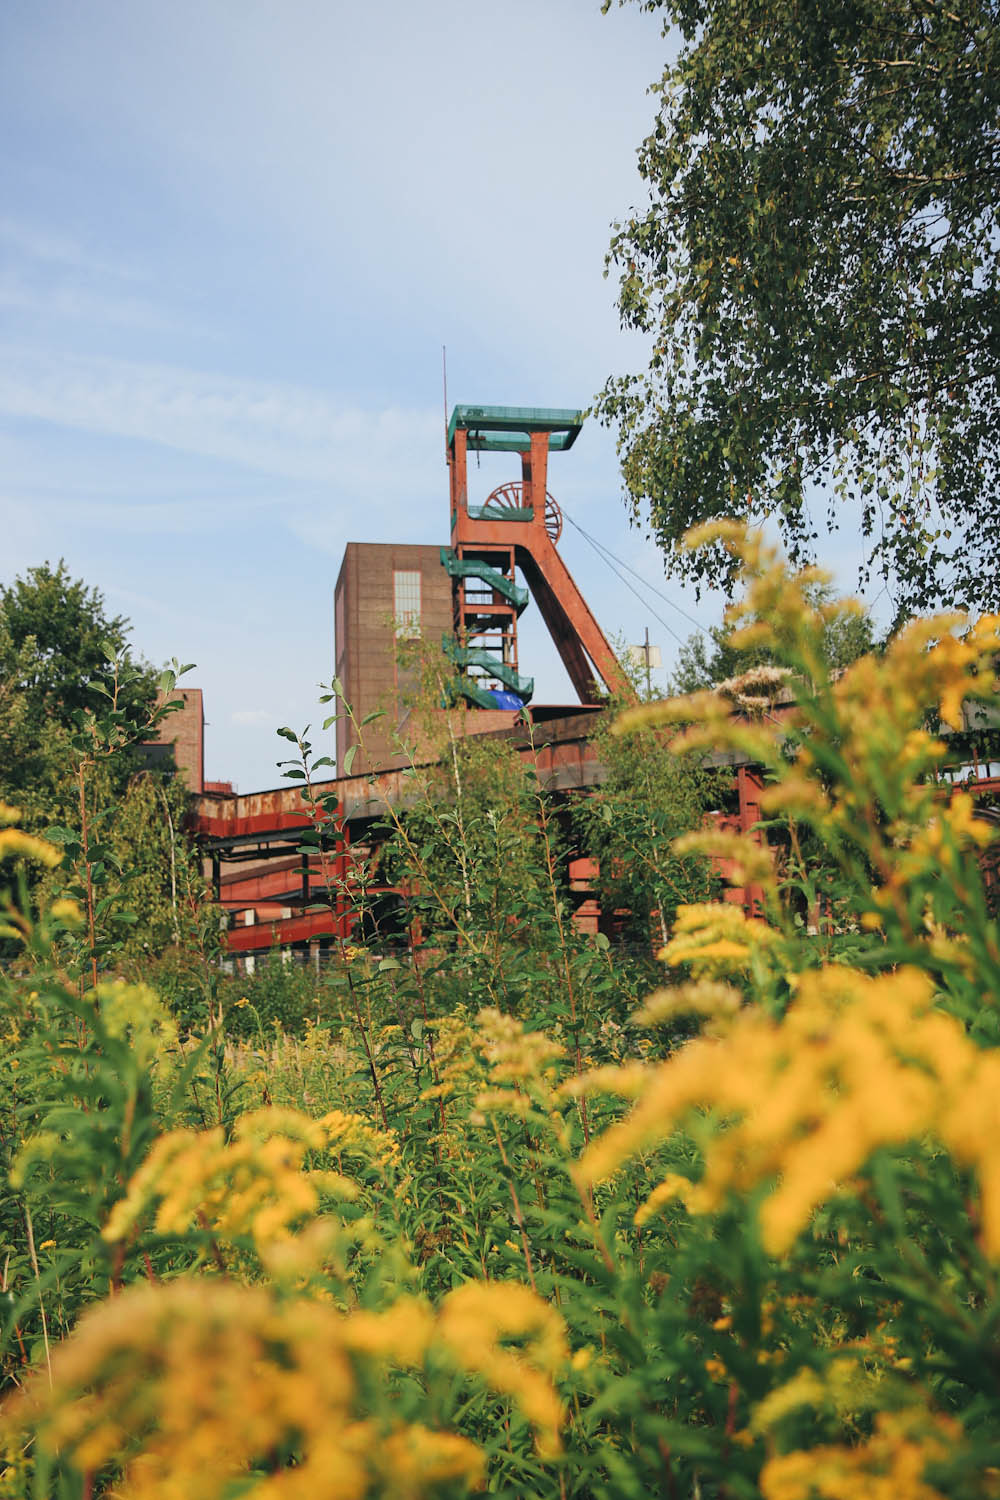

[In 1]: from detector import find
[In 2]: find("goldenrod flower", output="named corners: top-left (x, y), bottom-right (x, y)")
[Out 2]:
top-left (579, 964), bottom-right (1000, 1258)
top-left (659, 903), bottom-right (779, 976)
top-left (438, 1281), bottom-right (568, 1457)
top-left (103, 1107), bottom-right (359, 1251)
top-left (7, 1277), bottom-right (563, 1493)
top-left (0, 829), bottom-right (61, 868)
top-left (49, 898), bottom-right (84, 926)
top-left (91, 982), bottom-right (177, 1068)
top-left (634, 1174), bottom-right (692, 1226)
top-left (760, 1407), bottom-right (959, 1500)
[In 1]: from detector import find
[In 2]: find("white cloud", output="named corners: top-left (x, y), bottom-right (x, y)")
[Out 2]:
top-left (0, 269), bottom-right (189, 334)
top-left (231, 709), bottom-right (276, 728)
top-left (0, 215), bottom-right (143, 281)
top-left (0, 348), bottom-right (441, 492)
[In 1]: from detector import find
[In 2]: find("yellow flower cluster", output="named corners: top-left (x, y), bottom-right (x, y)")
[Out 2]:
top-left (435, 1281), bottom-right (567, 1457)
top-left (614, 523), bottom-right (1000, 940)
top-left (578, 965), bottom-right (1000, 1256)
top-left (103, 1106), bottom-right (359, 1251)
top-left (93, 980), bottom-right (178, 1067)
top-left (673, 828), bottom-right (776, 891)
top-left (760, 1407), bottom-right (961, 1500)
top-left (417, 1014), bottom-right (480, 1105)
top-left (321, 1107), bottom-right (402, 1173)
top-left (475, 1007), bottom-right (567, 1083)
top-left (751, 1356), bottom-right (879, 1433)
top-left (633, 979), bottom-right (743, 1030)
top-left (6, 1275), bottom-right (566, 1495)
top-left (48, 897), bottom-right (83, 926)
top-left (633, 1173), bottom-right (694, 1227)
top-left (658, 902), bottom-right (780, 976)
top-left (0, 828), bottom-right (61, 869)
top-left (468, 1008), bottom-right (568, 1124)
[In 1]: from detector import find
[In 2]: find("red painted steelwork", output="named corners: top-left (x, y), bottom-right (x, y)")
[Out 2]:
top-left (194, 713), bottom-right (612, 954)
top-left (227, 909), bottom-right (348, 953)
top-left (447, 418), bottom-right (635, 704)
top-left (196, 702), bottom-right (1000, 956)
top-left (219, 862), bottom-right (330, 908)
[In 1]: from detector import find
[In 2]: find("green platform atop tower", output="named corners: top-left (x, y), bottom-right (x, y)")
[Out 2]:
top-left (446, 405), bottom-right (584, 453)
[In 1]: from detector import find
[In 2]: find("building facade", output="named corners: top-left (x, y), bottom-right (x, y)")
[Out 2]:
top-left (144, 687), bottom-right (204, 792)
top-left (334, 542), bottom-right (453, 773)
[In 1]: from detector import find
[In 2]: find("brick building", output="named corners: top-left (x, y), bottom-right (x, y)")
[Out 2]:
top-left (334, 543), bottom-right (453, 773)
top-left (145, 687), bottom-right (204, 792)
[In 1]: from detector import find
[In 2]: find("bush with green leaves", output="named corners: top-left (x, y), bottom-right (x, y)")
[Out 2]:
top-left (3, 529), bottom-right (1000, 1498)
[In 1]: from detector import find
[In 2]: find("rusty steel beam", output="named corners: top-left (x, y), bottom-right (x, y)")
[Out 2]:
top-left (196, 710), bottom-right (1000, 954)
top-left (218, 866), bottom-right (331, 909)
top-left (226, 909), bottom-right (348, 953)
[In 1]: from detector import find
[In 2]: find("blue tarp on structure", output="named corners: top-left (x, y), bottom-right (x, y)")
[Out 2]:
top-left (484, 689), bottom-right (524, 711)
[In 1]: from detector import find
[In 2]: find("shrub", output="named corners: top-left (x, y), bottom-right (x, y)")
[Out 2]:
top-left (2, 526), bottom-right (1000, 1498)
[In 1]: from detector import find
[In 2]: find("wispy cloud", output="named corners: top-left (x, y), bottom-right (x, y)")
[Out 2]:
top-left (0, 215), bottom-right (143, 281)
top-left (231, 709), bottom-right (276, 728)
top-left (0, 268), bottom-right (186, 333)
top-left (0, 348), bottom-right (441, 492)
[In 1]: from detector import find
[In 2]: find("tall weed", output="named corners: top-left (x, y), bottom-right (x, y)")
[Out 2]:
top-left (2, 527), bottom-right (999, 1497)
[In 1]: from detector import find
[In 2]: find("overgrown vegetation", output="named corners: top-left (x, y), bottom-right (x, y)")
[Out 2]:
top-left (2, 526), bottom-right (999, 1498)
top-left (0, 563), bottom-right (208, 972)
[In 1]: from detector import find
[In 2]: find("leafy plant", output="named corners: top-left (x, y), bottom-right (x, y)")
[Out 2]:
top-left (595, 0), bottom-right (1000, 618)
top-left (3, 528), bottom-right (1000, 1499)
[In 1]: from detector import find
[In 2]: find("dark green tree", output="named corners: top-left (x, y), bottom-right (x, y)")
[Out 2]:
top-left (0, 563), bottom-right (203, 969)
top-left (576, 692), bottom-right (721, 950)
top-left (1, 562), bottom-right (156, 725)
top-left (596, 0), bottom-right (1000, 618)
top-left (0, 562), bottom-right (160, 820)
top-left (670, 587), bottom-right (877, 693)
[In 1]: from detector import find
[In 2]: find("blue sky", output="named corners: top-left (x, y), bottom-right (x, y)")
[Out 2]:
top-left (1, 1), bottom-right (873, 791)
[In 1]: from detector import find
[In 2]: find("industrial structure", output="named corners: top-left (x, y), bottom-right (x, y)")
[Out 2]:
top-left (332, 407), bottom-right (634, 775)
top-left (189, 403), bottom-right (1000, 960)
top-left (145, 687), bottom-right (205, 794)
top-left (441, 405), bottom-right (632, 709)
top-left (196, 403), bottom-right (642, 958)
top-left (334, 542), bottom-right (454, 772)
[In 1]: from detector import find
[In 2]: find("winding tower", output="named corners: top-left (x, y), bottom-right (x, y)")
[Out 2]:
top-left (441, 405), bottom-right (633, 708)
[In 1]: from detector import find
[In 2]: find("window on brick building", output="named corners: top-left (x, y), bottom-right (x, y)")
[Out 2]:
top-left (393, 570), bottom-right (422, 638)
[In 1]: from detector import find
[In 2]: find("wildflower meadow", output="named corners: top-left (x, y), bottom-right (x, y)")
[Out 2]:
top-left (2, 526), bottom-right (1000, 1499)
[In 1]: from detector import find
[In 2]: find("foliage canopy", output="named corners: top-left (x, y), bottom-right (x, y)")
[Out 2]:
top-left (596, 0), bottom-right (1000, 617)
top-left (670, 584), bottom-right (876, 692)
top-left (0, 562), bottom-right (203, 968)
top-left (0, 562), bottom-right (159, 818)
top-left (1, 561), bottom-right (157, 728)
